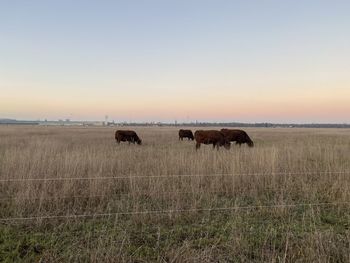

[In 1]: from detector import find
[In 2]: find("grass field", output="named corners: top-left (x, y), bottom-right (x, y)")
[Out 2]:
top-left (0, 125), bottom-right (350, 262)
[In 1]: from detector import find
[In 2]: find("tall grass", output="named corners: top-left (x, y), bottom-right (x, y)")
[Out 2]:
top-left (0, 126), bottom-right (349, 262)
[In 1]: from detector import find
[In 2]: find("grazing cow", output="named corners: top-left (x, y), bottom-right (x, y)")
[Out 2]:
top-left (194, 130), bottom-right (231, 150)
top-left (115, 130), bottom-right (142, 145)
top-left (178, 129), bottom-right (194, 141)
top-left (220, 129), bottom-right (254, 147)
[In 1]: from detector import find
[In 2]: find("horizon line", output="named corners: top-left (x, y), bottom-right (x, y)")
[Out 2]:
top-left (1, 118), bottom-right (349, 126)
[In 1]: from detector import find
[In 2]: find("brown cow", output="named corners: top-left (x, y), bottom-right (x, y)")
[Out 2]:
top-left (194, 130), bottom-right (231, 150)
top-left (220, 129), bottom-right (254, 147)
top-left (115, 130), bottom-right (142, 145)
top-left (179, 129), bottom-right (194, 140)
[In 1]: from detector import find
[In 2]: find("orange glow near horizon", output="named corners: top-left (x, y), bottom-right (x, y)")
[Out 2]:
top-left (1, 82), bottom-right (349, 123)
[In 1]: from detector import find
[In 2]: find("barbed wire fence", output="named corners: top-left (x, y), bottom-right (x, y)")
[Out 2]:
top-left (1, 204), bottom-right (350, 223)
top-left (0, 171), bottom-right (349, 222)
top-left (0, 171), bottom-right (348, 182)
top-left (0, 202), bottom-right (349, 222)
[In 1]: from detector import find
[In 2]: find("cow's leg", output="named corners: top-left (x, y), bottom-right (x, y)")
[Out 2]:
top-left (195, 143), bottom-right (201, 150)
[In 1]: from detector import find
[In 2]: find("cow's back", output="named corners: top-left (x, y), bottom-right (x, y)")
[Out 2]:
top-left (195, 130), bottom-right (223, 143)
top-left (116, 130), bottom-right (134, 139)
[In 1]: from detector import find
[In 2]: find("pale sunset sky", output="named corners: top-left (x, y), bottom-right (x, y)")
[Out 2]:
top-left (1, 1), bottom-right (349, 123)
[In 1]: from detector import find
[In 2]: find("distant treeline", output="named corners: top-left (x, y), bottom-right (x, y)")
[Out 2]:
top-left (0, 119), bottom-right (40, 125)
top-left (119, 122), bottom-right (350, 128)
top-left (1, 119), bottom-right (349, 128)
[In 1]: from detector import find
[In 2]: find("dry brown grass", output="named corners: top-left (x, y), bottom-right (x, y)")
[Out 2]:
top-left (0, 125), bottom-right (350, 262)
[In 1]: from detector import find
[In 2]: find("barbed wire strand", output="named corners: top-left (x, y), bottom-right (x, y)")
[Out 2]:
top-left (0, 171), bottom-right (348, 183)
top-left (1, 201), bottom-right (349, 222)
top-left (0, 190), bottom-right (232, 202)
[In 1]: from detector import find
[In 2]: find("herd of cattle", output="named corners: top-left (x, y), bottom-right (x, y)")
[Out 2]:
top-left (115, 129), bottom-right (254, 150)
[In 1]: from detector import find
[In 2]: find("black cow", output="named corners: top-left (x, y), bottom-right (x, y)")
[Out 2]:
top-left (115, 130), bottom-right (142, 145)
top-left (179, 129), bottom-right (194, 140)
top-left (220, 129), bottom-right (254, 147)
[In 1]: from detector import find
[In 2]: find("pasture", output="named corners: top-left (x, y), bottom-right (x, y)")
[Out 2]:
top-left (0, 125), bottom-right (350, 262)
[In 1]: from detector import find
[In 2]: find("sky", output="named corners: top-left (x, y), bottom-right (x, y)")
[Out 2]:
top-left (1, 0), bottom-right (349, 123)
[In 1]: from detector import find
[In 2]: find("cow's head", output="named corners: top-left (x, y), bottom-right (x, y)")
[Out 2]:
top-left (137, 139), bottom-right (142, 145)
top-left (246, 136), bottom-right (254, 147)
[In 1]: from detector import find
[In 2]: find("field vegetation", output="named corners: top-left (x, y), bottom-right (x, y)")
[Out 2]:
top-left (0, 126), bottom-right (349, 262)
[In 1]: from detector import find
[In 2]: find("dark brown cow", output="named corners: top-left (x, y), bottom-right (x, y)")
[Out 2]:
top-left (220, 129), bottom-right (254, 147)
top-left (115, 130), bottom-right (142, 145)
top-left (194, 130), bottom-right (230, 150)
top-left (179, 129), bottom-right (194, 140)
